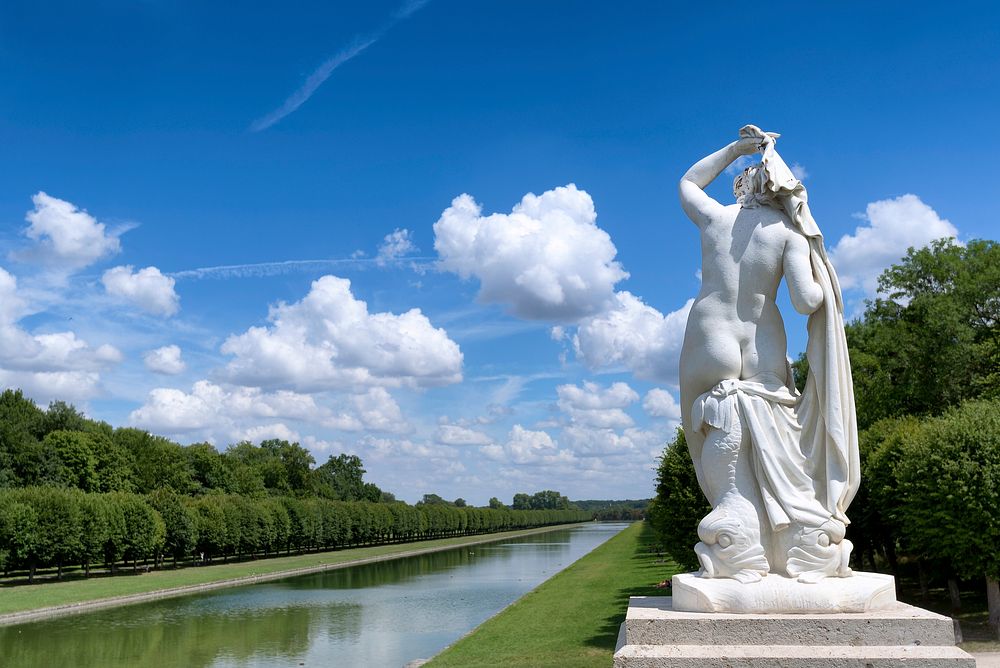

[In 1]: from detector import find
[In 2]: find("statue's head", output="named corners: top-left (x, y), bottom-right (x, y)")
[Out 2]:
top-left (733, 163), bottom-right (773, 207)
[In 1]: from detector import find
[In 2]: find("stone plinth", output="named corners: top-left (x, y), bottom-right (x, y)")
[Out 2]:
top-left (613, 595), bottom-right (976, 667)
top-left (672, 571), bottom-right (896, 614)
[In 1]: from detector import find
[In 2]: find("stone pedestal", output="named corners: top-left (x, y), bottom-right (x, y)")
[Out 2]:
top-left (613, 595), bottom-right (975, 667)
top-left (672, 571), bottom-right (897, 614)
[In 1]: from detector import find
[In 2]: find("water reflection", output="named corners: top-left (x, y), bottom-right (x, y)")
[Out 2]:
top-left (0, 522), bottom-right (628, 668)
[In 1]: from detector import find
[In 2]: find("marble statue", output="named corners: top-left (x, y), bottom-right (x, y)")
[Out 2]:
top-left (678, 126), bottom-right (860, 585)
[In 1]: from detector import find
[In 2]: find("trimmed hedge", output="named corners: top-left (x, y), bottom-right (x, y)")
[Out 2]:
top-left (0, 486), bottom-right (590, 580)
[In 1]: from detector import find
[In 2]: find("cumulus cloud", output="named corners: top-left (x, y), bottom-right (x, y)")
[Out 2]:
top-left (573, 292), bottom-right (692, 385)
top-left (829, 194), bottom-right (958, 297)
top-left (349, 387), bottom-right (410, 433)
top-left (129, 380), bottom-right (326, 434)
top-left (502, 424), bottom-right (567, 465)
top-left (376, 228), bottom-right (418, 266)
top-left (0, 267), bottom-right (120, 402)
top-left (220, 275), bottom-right (462, 391)
top-left (435, 424), bottom-right (493, 446)
top-left (561, 425), bottom-right (663, 458)
top-left (236, 422), bottom-right (301, 444)
top-left (556, 381), bottom-right (638, 429)
top-left (361, 434), bottom-right (459, 464)
top-left (143, 345), bottom-right (186, 375)
top-left (433, 184), bottom-right (628, 321)
top-left (642, 388), bottom-right (681, 421)
top-left (102, 265), bottom-right (180, 316)
top-left (23, 192), bottom-right (121, 268)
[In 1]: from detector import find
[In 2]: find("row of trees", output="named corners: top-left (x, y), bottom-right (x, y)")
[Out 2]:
top-left (649, 238), bottom-right (1000, 632)
top-left (0, 486), bottom-right (591, 581)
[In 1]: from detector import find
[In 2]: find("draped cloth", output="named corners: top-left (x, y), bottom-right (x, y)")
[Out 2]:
top-left (724, 126), bottom-right (861, 530)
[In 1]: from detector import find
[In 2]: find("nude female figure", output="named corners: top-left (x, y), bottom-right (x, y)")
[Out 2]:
top-left (677, 133), bottom-right (825, 579)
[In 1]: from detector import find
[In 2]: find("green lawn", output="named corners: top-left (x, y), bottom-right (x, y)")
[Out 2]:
top-left (428, 521), bottom-right (677, 668)
top-left (0, 525), bottom-right (584, 618)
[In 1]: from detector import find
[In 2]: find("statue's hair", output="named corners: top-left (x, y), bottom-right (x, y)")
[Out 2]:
top-left (733, 163), bottom-right (774, 207)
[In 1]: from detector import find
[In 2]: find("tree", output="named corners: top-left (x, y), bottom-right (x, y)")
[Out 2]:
top-left (150, 489), bottom-right (198, 566)
top-left (0, 495), bottom-right (36, 575)
top-left (313, 454), bottom-right (376, 501)
top-left (42, 401), bottom-right (89, 434)
top-left (115, 429), bottom-right (195, 495)
top-left (260, 439), bottom-right (315, 495)
top-left (185, 442), bottom-right (232, 493)
top-left (453, 498), bottom-right (467, 508)
top-left (647, 429), bottom-right (710, 571)
top-left (0, 389), bottom-right (46, 487)
top-left (43, 430), bottom-right (99, 492)
top-left (116, 493), bottom-right (166, 570)
top-left (847, 238), bottom-right (1000, 428)
top-left (892, 398), bottom-right (1000, 635)
top-left (88, 432), bottom-right (135, 492)
top-left (489, 497), bottom-right (505, 509)
top-left (512, 490), bottom-right (571, 510)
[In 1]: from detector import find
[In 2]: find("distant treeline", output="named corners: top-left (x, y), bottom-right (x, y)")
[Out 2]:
top-left (572, 499), bottom-right (648, 521)
top-left (0, 485), bottom-right (591, 581)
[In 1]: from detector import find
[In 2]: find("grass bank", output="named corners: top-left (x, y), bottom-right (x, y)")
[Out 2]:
top-left (0, 523), bottom-right (588, 624)
top-left (427, 521), bottom-right (676, 668)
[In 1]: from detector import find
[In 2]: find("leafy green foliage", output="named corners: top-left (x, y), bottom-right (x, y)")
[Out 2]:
top-left (647, 429), bottom-right (710, 571)
top-left (891, 398), bottom-right (1000, 580)
top-left (511, 490), bottom-right (572, 510)
top-left (848, 238), bottom-right (1000, 428)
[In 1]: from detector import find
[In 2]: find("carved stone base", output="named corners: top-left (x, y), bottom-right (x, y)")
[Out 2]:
top-left (613, 595), bottom-right (975, 667)
top-left (672, 570), bottom-right (896, 614)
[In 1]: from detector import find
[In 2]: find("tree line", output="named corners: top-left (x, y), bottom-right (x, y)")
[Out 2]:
top-left (649, 238), bottom-right (1000, 632)
top-left (0, 387), bottom-right (596, 582)
top-left (0, 485), bottom-right (590, 581)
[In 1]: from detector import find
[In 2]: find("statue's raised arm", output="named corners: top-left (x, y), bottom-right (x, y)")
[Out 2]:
top-left (678, 136), bottom-right (762, 227)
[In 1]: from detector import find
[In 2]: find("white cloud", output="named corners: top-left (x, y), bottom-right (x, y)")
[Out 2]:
top-left (560, 425), bottom-right (663, 458)
top-left (376, 228), bottom-right (418, 265)
top-left (350, 387), bottom-right (410, 433)
top-left (129, 380), bottom-right (325, 434)
top-left (236, 422), bottom-right (301, 444)
top-left (505, 424), bottom-right (559, 464)
top-left (573, 292), bottom-right (692, 385)
top-left (435, 424), bottom-right (493, 446)
top-left (642, 388), bottom-right (681, 420)
top-left (790, 163), bottom-right (809, 180)
top-left (143, 345), bottom-right (186, 375)
top-left (361, 434), bottom-right (458, 464)
top-left (23, 192), bottom-right (121, 268)
top-left (102, 265), bottom-right (180, 316)
top-left (220, 275), bottom-right (462, 391)
top-left (556, 381), bottom-right (638, 429)
top-left (829, 194), bottom-right (958, 297)
top-left (0, 369), bottom-right (102, 403)
top-left (0, 266), bottom-right (120, 402)
top-left (433, 184), bottom-right (628, 321)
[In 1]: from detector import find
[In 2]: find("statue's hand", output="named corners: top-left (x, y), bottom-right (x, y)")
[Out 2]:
top-left (734, 136), bottom-right (762, 157)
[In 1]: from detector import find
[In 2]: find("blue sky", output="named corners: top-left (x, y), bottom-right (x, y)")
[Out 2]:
top-left (0, 1), bottom-right (997, 503)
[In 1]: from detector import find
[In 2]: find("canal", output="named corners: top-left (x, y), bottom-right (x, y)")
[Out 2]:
top-left (1, 522), bottom-right (629, 667)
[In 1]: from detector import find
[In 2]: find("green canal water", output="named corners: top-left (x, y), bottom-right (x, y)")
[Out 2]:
top-left (0, 522), bottom-right (629, 668)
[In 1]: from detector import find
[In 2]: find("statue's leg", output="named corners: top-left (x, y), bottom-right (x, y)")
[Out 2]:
top-left (694, 408), bottom-right (770, 582)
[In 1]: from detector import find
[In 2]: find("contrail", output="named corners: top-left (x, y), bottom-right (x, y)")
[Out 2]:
top-left (250, 0), bottom-right (430, 132)
top-left (169, 256), bottom-right (434, 281)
